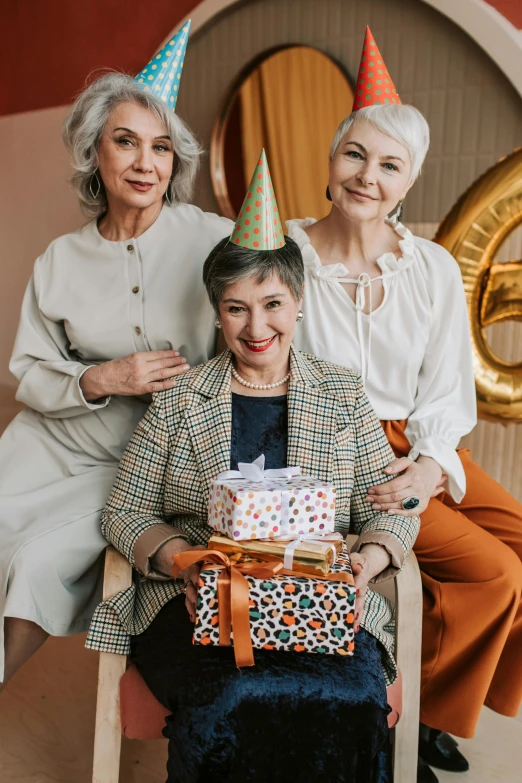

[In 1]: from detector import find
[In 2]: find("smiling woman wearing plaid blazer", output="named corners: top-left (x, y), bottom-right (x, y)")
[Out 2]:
top-left (87, 230), bottom-right (419, 783)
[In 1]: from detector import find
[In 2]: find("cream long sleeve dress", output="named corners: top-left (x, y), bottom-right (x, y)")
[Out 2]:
top-left (287, 217), bottom-right (477, 502)
top-left (0, 203), bottom-right (232, 680)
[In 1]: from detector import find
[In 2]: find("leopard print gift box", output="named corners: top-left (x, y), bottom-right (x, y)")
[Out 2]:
top-left (193, 548), bottom-right (356, 658)
top-left (208, 475), bottom-right (337, 541)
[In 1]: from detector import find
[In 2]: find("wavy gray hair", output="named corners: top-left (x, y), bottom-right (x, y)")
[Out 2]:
top-left (62, 72), bottom-right (201, 219)
top-left (330, 104), bottom-right (430, 183)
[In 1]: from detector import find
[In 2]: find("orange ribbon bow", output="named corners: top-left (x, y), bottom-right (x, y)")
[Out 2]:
top-left (172, 548), bottom-right (354, 668)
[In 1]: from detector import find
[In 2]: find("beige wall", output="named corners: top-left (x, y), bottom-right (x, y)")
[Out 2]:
top-left (0, 106), bottom-right (81, 388)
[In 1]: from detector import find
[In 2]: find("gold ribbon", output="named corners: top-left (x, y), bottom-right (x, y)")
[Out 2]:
top-left (172, 548), bottom-right (354, 668)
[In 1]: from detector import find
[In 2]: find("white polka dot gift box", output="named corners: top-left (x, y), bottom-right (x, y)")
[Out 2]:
top-left (208, 455), bottom-right (337, 541)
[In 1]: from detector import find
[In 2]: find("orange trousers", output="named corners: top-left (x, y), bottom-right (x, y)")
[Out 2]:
top-left (382, 421), bottom-right (522, 738)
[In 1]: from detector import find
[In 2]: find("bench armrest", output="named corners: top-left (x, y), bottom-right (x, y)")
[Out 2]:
top-left (93, 547), bottom-right (132, 783)
top-left (102, 545), bottom-right (132, 599)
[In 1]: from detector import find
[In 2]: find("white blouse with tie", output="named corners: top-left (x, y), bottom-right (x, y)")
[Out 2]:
top-left (287, 217), bottom-right (477, 503)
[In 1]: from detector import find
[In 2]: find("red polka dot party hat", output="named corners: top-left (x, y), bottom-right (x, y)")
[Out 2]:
top-left (230, 149), bottom-right (285, 250)
top-left (352, 26), bottom-right (401, 111)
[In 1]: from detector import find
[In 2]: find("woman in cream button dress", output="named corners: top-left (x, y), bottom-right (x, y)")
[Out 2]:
top-left (0, 64), bottom-right (232, 689)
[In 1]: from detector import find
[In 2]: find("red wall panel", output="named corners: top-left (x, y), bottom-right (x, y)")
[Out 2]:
top-left (0, 0), bottom-right (199, 116)
top-left (485, 1), bottom-right (522, 28)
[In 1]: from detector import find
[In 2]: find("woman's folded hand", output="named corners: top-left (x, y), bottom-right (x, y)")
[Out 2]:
top-left (80, 350), bottom-right (191, 400)
top-left (153, 538), bottom-right (207, 623)
top-left (178, 552), bottom-right (205, 623)
top-left (350, 544), bottom-right (392, 630)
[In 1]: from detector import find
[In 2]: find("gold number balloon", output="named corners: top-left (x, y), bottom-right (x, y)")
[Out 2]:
top-left (435, 148), bottom-right (522, 423)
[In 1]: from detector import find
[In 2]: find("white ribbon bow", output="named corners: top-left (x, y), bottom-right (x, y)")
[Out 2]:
top-left (313, 264), bottom-right (404, 383)
top-left (217, 454), bottom-right (301, 483)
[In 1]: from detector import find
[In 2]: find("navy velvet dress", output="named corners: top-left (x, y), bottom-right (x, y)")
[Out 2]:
top-left (131, 393), bottom-right (393, 783)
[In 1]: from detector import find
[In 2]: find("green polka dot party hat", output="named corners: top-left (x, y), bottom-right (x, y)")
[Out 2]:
top-left (230, 150), bottom-right (285, 250)
top-left (353, 26), bottom-right (401, 111)
top-left (134, 20), bottom-right (191, 111)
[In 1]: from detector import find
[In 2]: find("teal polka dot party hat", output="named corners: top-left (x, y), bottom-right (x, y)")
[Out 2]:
top-left (352, 26), bottom-right (401, 111)
top-left (230, 150), bottom-right (285, 250)
top-left (134, 20), bottom-right (191, 111)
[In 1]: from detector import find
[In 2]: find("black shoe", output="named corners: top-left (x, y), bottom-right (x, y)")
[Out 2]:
top-left (419, 726), bottom-right (470, 773)
top-left (417, 756), bottom-right (439, 783)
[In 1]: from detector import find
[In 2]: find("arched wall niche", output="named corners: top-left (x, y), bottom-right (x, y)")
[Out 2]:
top-left (175, 0), bottom-right (522, 225)
top-left (170, 0), bottom-right (522, 96)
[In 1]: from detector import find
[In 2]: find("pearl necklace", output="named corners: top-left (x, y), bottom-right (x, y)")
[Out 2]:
top-left (231, 366), bottom-right (290, 391)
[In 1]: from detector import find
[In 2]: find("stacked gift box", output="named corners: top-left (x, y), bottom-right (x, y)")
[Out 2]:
top-left (207, 533), bottom-right (343, 576)
top-left (173, 456), bottom-right (356, 666)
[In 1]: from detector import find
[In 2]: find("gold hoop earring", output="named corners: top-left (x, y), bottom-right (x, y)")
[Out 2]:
top-left (89, 170), bottom-right (101, 199)
top-left (296, 311), bottom-right (304, 322)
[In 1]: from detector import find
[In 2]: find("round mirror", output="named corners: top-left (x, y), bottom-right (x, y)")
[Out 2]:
top-left (211, 45), bottom-right (354, 225)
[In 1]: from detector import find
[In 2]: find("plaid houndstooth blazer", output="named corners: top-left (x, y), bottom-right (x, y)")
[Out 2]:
top-left (86, 346), bottom-right (419, 685)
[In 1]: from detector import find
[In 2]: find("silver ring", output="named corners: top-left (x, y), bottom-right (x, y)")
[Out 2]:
top-left (184, 579), bottom-right (195, 591)
top-left (401, 496), bottom-right (420, 510)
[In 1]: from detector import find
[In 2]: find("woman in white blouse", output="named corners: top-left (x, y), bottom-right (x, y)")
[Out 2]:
top-left (288, 103), bottom-right (522, 780)
top-left (0, 72), bottom-right (232, 690)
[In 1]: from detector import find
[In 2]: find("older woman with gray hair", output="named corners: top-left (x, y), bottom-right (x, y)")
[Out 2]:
top-left (87, 209), bottom-right (419, 779)
top-left (288, 27), bottom-right (522, 782)
top-left (0, 65), bottom-right (232, 690)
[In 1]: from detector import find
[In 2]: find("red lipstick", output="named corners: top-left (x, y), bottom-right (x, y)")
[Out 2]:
top-left (241, 336), bottom-right (277, 353)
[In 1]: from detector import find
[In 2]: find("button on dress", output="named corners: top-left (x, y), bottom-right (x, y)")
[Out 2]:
top-left (0, 203), bottom-right (232, 680)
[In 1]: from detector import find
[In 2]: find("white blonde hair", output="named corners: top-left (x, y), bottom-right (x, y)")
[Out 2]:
top-left (330, 104), bottom-right (430, 182)
top-left (62, 72), bottom-right (201, 218)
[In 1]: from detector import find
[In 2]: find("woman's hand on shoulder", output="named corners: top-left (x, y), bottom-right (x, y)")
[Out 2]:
top-left (350, 544), bottom-right (391, 629)
top-left (80, 350), bottom-right (190, 400)
top-left (365, 456), bottom-right (445, 516)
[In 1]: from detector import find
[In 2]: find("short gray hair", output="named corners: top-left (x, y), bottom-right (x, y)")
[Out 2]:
top-left (330, 104), bottom-right (430, 182)
top-left (203, 236), bottom-right (305, 312)
top-left (62, 72), bottom-right (201, 218)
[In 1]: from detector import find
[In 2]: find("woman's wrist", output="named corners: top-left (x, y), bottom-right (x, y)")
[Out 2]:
top-left (358, 543), bottom-right (392, 580)
top-left (80, 365), bottom-right (109, 401)
top-left (415, 455), bottom-right (443, 485)
top-left (152, 536), bottom-right (192, 577)
top-left (416, 455), bottom-right (441, 472)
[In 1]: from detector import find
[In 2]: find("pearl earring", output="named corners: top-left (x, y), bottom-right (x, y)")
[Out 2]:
top-left (296, 311), bottom-right (304, 322)
top-left (215, 318), bottom-right (222, 329)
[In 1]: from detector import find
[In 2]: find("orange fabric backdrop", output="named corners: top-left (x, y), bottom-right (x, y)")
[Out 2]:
top-left (239, 47), bottom-right (353, 224)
